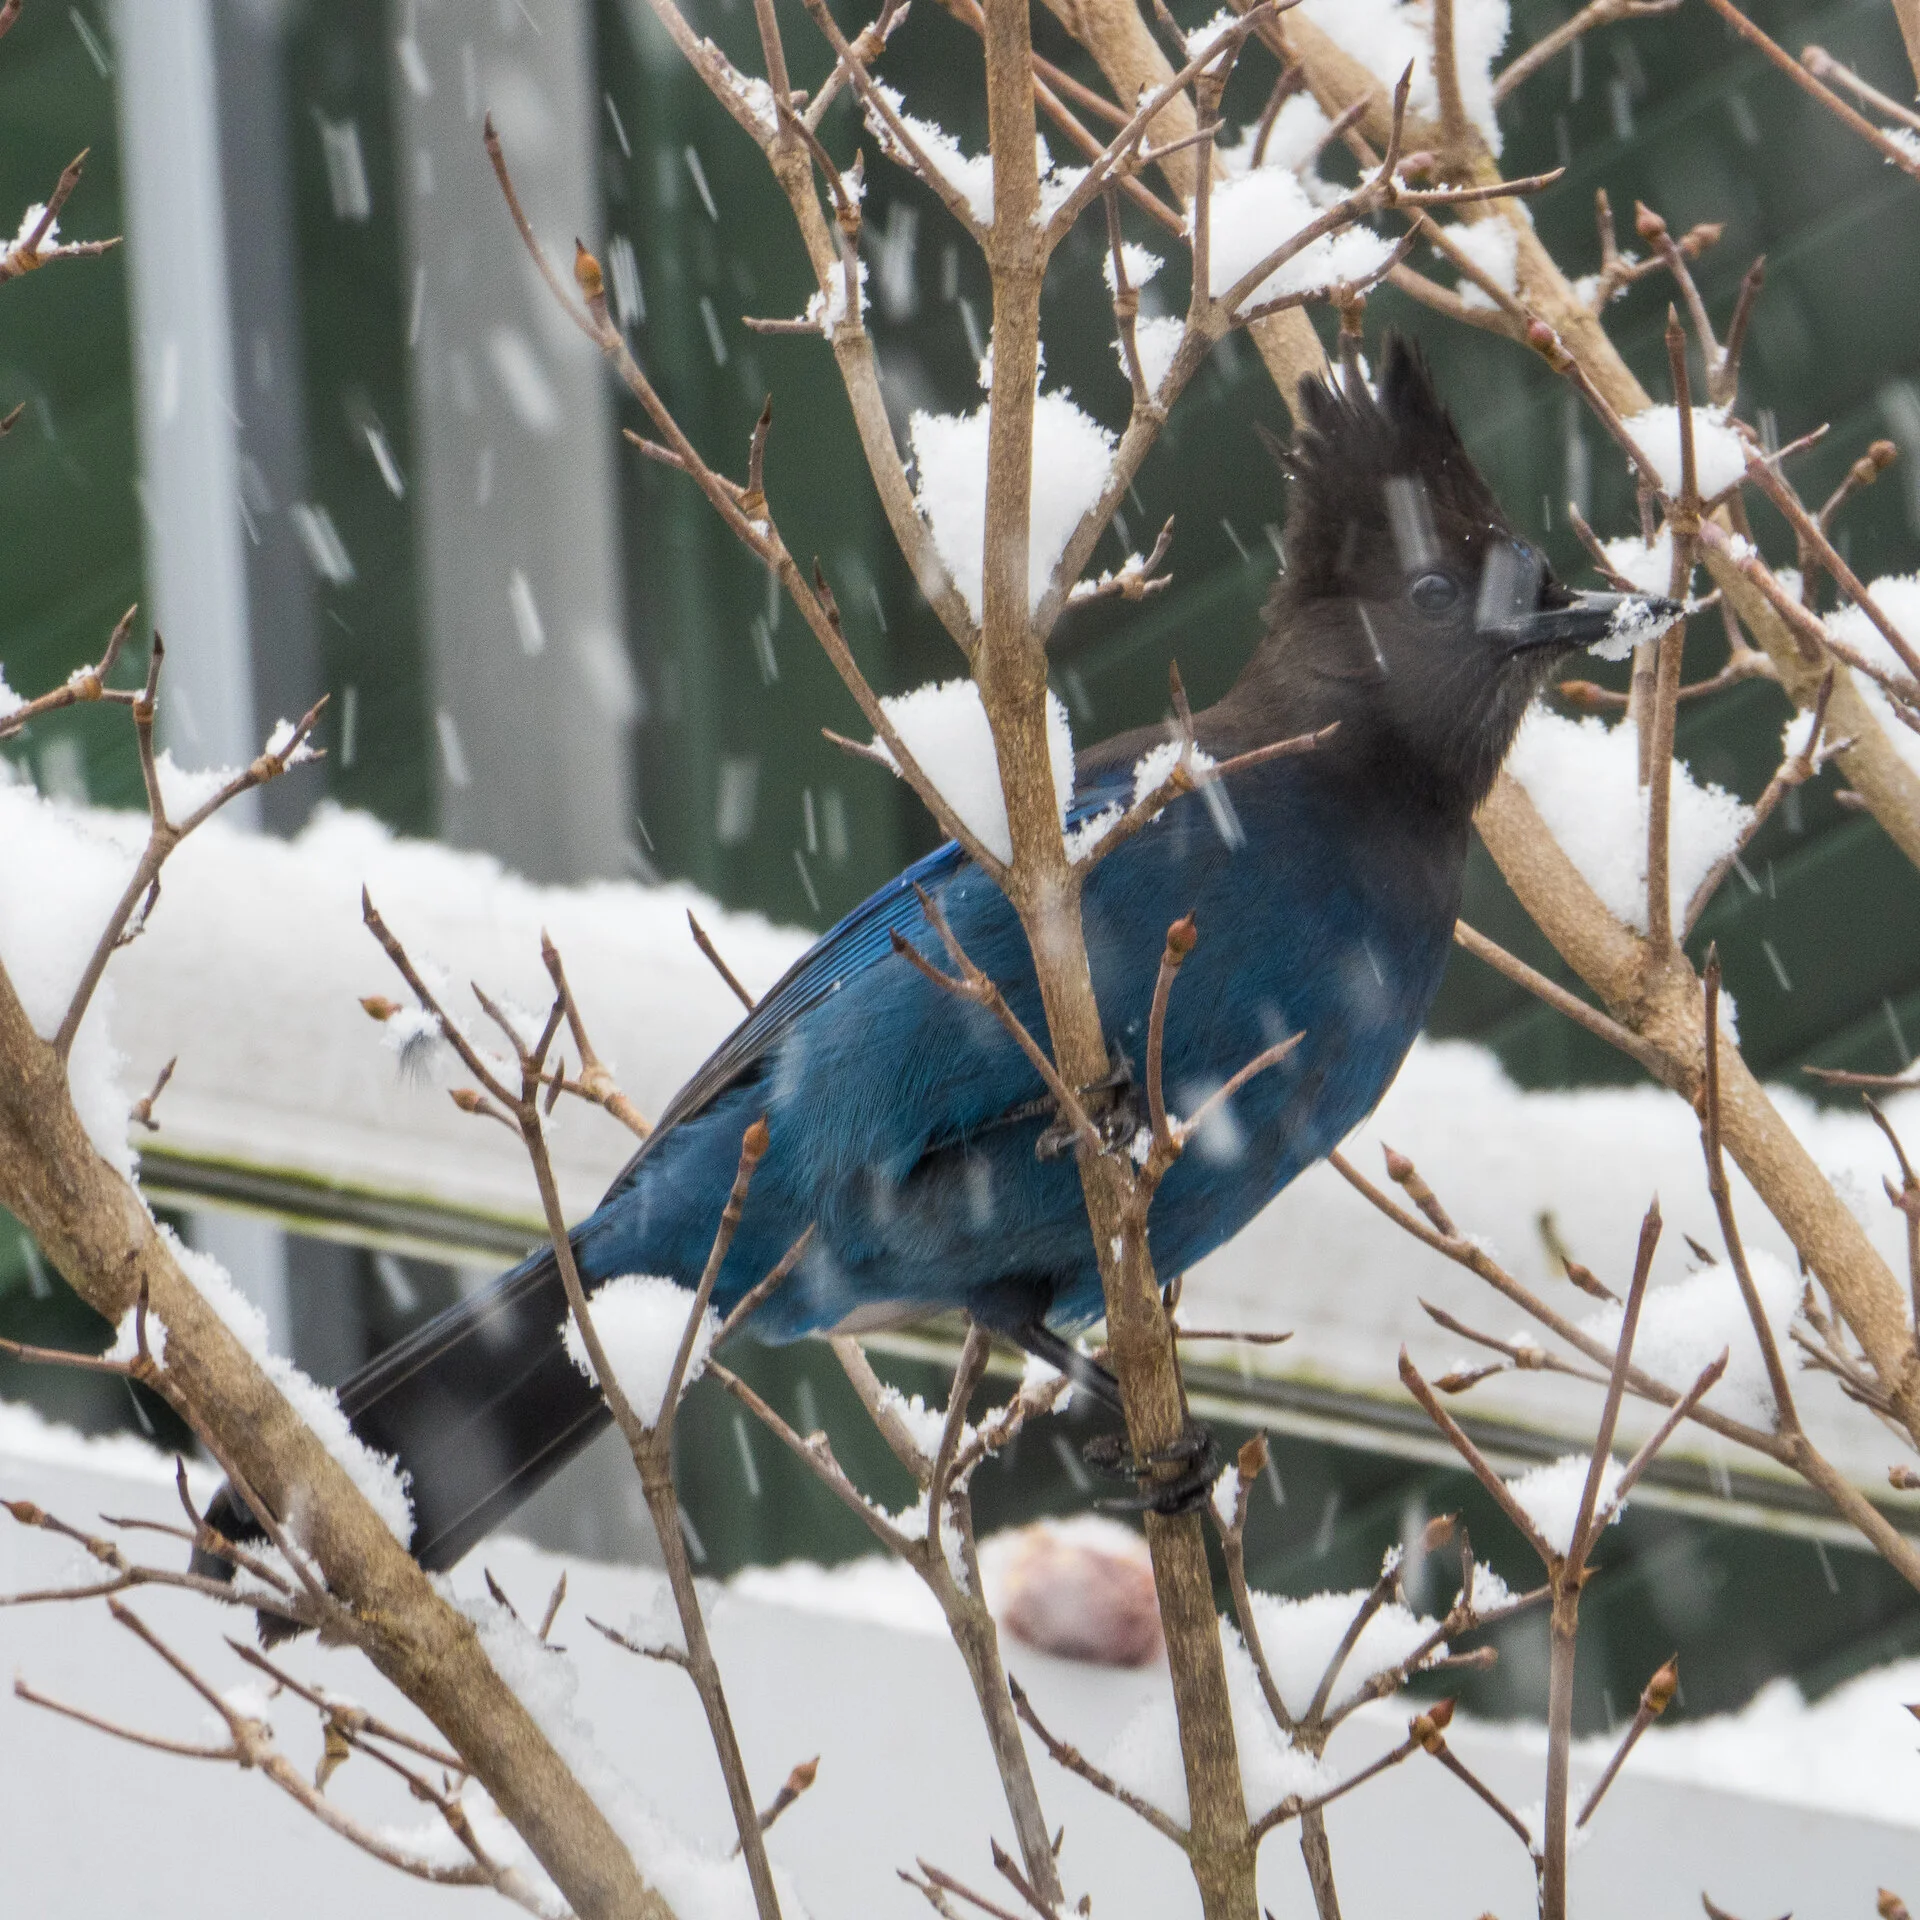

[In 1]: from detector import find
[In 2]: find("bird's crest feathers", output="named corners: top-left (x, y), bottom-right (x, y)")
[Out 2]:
top-left (1281, 337), bottom-right (1509, 599)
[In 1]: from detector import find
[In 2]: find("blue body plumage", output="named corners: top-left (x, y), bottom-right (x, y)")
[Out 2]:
top-left (571, 748), bottom-right (1454, 1342)
top-left (269, 337), bottom-right (1666, 1571)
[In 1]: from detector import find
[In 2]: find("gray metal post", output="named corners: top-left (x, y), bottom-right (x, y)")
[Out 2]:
top-left (393, 0), bottom-right (635, 883)
top-left (115, 0), bottom-right (331, 1350)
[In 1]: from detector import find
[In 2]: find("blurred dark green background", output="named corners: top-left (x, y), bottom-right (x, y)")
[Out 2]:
top-left (2, 0), bottom-right (1918, 1733)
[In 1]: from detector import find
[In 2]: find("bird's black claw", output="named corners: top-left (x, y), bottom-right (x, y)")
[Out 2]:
top-left (1081, 1422), bottom-right (1223, 1516)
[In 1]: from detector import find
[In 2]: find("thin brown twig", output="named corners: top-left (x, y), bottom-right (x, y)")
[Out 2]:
top-left (1452, 921), bottom-right (1668, 1078)
top-left (1009, 1675), bottom-right (1186, 1842)
top-left (1577, 1655), bottom-right (1679, 1827)
top-left (0, 604), bottom-right (137, 742)
top-left (1698, 0), bottom-right (1920, 175)
top-left (1493, 0), bottom-right (1682, 103)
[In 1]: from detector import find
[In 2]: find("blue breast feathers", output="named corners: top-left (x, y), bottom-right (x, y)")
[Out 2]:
top-left (568, 752), bottom-right (1454, 1340)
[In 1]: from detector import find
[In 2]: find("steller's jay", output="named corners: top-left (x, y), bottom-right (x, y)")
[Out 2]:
top-left (206, 338), bottom-right (1667, 1571)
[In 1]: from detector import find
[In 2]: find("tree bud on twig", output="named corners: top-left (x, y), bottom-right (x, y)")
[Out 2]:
top-left (1633, 200), bottom-right (1669, 243)
top-left (1563, 1261), bottom-right (1619, 1304)
top-left (1526, 319), bottom-right (1574, 372)
top-left (1878, 1892), bottom-right (1912, 1920)
top-left (1891, 1465), bottom-right (1920, 1490)
top-left (1410, 1697), bottom-right (1455, 1752)
top-left (1167, 913), bottom-right (1198, 959)
top-left (743, 1116), bottom-right (771, 1162)
top-left (1421, 1513), bottom-right (1458, 1554)
top-left (573, 240), bottom-right (605, 304)
top-left (1642, 1655), bottom-right (1679, 1716)
top-left (359, 995), bottom-right (400, 1022)
top-left (1237, 1433), bottom-right (1269, 1480)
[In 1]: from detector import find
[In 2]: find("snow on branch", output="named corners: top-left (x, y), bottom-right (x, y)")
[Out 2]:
top-left (1505, 708), bottom-right (1751, 937)
top-left (909, 386), bottom-right (1117, 622)
top-left (1294, 0), bottom-right (1512, 151)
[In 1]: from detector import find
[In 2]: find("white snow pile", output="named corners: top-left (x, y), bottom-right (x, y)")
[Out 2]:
top-left (111, 1226), bottom-right (414, 1545)
top-left (1218, 93), bottom-right (1341, 186)
top-left (874, 1382), bottom-right (961, 1460)
top-left (467, 1595), bottom-right (810, 1920)
top-left (870, 677), bottom-right (1074, 863)
top-left (1441, 216), bottom-right (1519, 311)
top-left (732, 1547), bottom-right (941, 1634)
top-left (0, 773), bottom-right (140, 1178)
top-left (1295, 0), bottom-right (1512, 152)
top-left (0, 664), bottom-right (24, 720)
top-left (801, 258), bottom-right (868, 335)
top-left (1814, 572), bottom-right (1920, 782)
top-left (1244, 1585), bottom-right (1441, 1717)
top-left (0, 1394), bottom-right (213, 1488)
top-left (1204, 167), bottom-right (1395, 311)
top-left (1621, 404), bottom-right (1750, 500)
top-left (1131, 737), bottom-right (1216, 806)
top-left (1503, 1452), bottom-right (1626, 1555)
top-left (909, 384), bottom-right (1116, 620)
top-left (1461, 1562), bottom-right (1514, 1613)
top-left (1579, 1250), bottom-right (1799, 1426)
top-left (865, 91), bottom-right (1083, 225)
top-left (1105, 1618), bottom-right (1335, 1822)
top-left (1103, 240), bottom-right (1164, 293)
top-left (6, 201), bottom-right (70, 260)
top-left (1116, 315), bottom-right (1187, 399)
top-left (561, 1274), bottom-right (719, 1426)
top-left (1505, 708), bottom-right (1753, 935)
top-left (1599, 526), bottom-right (1685, 600)
top-left (153, 749), bottom-right (240, 820)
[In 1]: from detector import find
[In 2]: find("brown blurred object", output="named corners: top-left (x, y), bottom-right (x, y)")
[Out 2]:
top-left (994, 1521), bottom-right (1164, 1668)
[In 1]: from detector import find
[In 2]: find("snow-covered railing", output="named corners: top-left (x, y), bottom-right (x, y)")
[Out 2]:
top-left (15, 779), bottom-right (1914, 1537)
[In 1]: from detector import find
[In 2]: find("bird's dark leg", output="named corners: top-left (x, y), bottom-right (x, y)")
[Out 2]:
top-left (1034, 1046), bottom-right (1144, 1161)
top-left (974, 1314), bottom-right (1221, 1517)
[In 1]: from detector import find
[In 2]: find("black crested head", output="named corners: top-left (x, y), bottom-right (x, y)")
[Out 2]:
top-left (1234, 336), bottom-right (1668, 813)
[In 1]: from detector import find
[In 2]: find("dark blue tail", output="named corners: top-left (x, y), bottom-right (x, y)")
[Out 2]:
top-left (337, 1245), bottom-right (608, 1571)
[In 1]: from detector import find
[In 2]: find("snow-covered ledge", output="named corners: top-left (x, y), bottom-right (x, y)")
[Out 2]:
top-left (7, 779), bottom-right (1920, 1518)
top-left (1, 1416), bottom-right (1917, 1918)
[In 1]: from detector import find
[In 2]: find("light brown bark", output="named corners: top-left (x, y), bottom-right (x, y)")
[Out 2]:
top-left (0, 969), bottom-right (675, 1920)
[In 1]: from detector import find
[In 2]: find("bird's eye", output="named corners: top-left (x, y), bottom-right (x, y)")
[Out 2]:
top-left (1409, 571), bottom-right (1460, 615)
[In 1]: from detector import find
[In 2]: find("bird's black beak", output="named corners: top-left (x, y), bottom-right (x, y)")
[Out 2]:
top-left (1499, 588), bottom-right (1683, 656)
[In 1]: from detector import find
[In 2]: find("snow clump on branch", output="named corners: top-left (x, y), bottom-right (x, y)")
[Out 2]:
top-left (1294, 0), bottom-right (1512, 153)
top-left (1578, 1249), bottom-right (1799, 1425)
top-left (1599, 526), bottom-right (1686, 600)
top-left (1621, 404), bottom-right (1750, 499)
top-left (1203, 168), bottom-right (1396, 310)
top-left (909, 381), bottom-right (1117, 620)
top-left (1218, 94), bottom-right (1342, 189)
top-left (561, 1273), bottom-right (720, 1426)
top-left (1505, 708), bottom-right (1752, 936)
top-left (870, 677), bottom-right (1075, 864)
top-left (1106, 1618), bottom-right (1336, 1821)
top-left (1442, 217), bottom-right (1520, 311)
top-left (1245, 1586), bottom-right (1443, 1716)
top-left (1810, 573), bottom-right (1920, 782)
top-left (115, 1225), bottom-right (415, 1545)
top-left (866, 89), bottom-right (1083, 224)
top-left (1504, 1452), bottom-right (1626, 1555)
